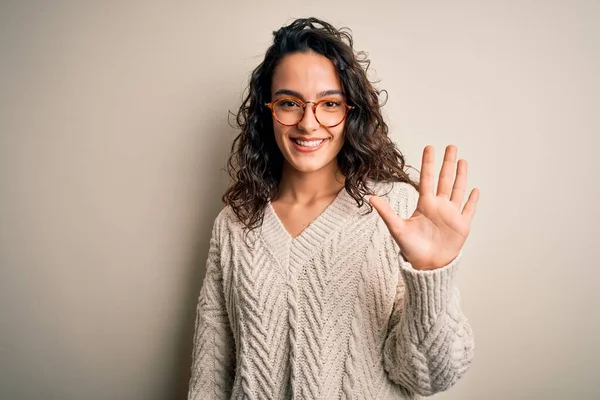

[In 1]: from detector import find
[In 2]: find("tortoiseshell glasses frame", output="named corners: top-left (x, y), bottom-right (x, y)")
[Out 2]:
top-left (265, 97), bottom-right (354, 128)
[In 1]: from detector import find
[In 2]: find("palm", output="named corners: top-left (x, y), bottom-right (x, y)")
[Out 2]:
top-left (370, 145), bottom-right (479, 270)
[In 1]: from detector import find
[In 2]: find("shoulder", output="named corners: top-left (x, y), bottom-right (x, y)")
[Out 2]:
top-left (367, 180), bottom-right (420, 219)
top-left (211, 205), bottom-right (245, 239)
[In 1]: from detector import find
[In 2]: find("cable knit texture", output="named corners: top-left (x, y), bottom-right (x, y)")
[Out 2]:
top-left (188, 181), bottom-right (474, 400)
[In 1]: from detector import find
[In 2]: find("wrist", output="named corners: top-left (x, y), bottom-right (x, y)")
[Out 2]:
top-left (400, 251), bottom-right (462, 271)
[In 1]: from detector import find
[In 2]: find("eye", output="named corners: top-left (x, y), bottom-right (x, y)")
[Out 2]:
top-left (278, 99), bottom-right (301, 109)
top-left (322, 101), bottom-right (342, 108)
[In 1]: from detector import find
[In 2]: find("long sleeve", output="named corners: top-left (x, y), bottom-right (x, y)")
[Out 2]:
top-left (382, 254), bottom-right (474, 396)
top-left (381, 182), bottom-right (475, 396)
top-left (188, 220), bottom-right (236, 400)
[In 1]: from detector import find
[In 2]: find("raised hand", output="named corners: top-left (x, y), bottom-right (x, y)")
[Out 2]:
top-left (369, 145), bottom-right (479, 271)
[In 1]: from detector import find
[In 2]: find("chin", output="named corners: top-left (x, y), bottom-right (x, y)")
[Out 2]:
top-left (285, 156), bottom-right (337, 174)
top-left (291, 163), bottom-right (327, 173)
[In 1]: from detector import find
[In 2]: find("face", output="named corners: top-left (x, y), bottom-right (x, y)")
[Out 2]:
top-left (270, 52), bottom-right (347, 175)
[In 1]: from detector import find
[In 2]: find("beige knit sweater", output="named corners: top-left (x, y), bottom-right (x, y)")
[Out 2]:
top-left (188, 181), bottom-right (474, 400)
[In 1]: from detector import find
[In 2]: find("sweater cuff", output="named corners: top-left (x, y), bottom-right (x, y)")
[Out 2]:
top-left (399, 251), bottom-right (463, 319)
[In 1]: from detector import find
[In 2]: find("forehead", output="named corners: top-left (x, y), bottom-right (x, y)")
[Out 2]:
top-left (271, 52), bottom-right (342, 96)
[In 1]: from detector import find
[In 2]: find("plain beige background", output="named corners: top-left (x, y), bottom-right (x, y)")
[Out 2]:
top-left (1, 1), bottom-right (598, 399)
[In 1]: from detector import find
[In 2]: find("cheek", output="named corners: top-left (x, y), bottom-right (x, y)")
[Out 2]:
top-left (272, 124), bottom-right (289, 148)
top-left (330, 125), bottom-right (345, 145)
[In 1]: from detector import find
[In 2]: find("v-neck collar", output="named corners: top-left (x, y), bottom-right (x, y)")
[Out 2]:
top-left (260, 187), bottom-right (362, 268)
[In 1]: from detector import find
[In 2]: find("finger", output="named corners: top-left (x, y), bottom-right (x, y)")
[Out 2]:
top-left (369, 195), bottom-right (405, 233)
top-left (461, 188), bottom-right (480, 220)
top-left (419, 145), bottom-right (435, 197)
top-left (437, 145), bottom-right (458, 198)
top-left (450, 159), bottom-right (468, 208)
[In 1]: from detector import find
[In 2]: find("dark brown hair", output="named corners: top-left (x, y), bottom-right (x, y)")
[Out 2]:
top-left (223, 17), bottom-right (419, 232)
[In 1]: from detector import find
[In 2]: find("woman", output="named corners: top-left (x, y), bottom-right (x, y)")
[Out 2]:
top-left (188, 17), bottom-right (479, 400)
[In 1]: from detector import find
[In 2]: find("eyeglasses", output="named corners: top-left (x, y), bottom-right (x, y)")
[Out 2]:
top-left (265, 97), bottom-right (354, 128)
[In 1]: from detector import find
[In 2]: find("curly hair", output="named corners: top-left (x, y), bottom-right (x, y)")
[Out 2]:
top-left (223, 17), bottom-right (419, 232)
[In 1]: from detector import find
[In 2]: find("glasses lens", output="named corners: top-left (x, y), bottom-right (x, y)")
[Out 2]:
top-left (315, 101), bottom-right (346, 127)
top-left (273, 99), bottom-right (304, 125)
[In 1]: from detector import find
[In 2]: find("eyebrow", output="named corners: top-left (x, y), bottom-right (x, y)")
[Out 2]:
top-left (273, 89), bottom-right (346, 99)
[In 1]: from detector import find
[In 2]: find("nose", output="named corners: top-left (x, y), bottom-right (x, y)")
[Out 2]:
top-left (297, 103), bottom-right (320, 133)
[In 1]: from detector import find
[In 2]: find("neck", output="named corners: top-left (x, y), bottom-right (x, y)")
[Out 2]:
top-left (276, 161), bottom-right (345, 204)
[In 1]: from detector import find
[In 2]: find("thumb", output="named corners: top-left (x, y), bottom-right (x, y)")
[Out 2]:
top-left (369, 195), bottom-right (405, 233)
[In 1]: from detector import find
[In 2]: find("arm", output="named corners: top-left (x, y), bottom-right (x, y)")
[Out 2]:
top-left (382, 253), bottom-right (474, 396)
top-left (375, 180), bottom-right (474, 395)
top-left (370, 145), bottom-right (479, 395)
top-left (188, 219), bottom-right (236, 400)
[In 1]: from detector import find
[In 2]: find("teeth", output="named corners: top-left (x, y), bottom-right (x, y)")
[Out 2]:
top-left (294, 139), bottom-right (325, 147)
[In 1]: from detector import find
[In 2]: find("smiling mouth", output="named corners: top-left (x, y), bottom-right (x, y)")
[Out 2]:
top-left (291, 138), bottom-right (327, 148)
